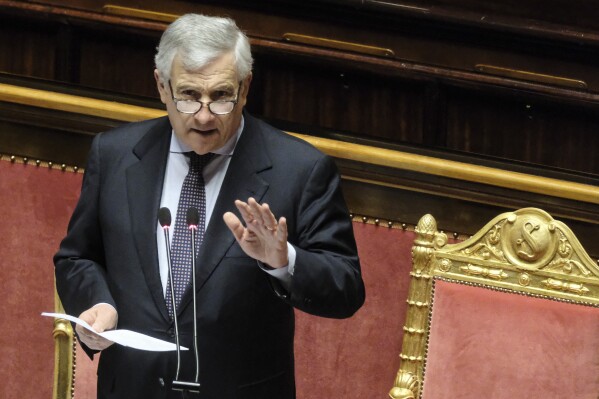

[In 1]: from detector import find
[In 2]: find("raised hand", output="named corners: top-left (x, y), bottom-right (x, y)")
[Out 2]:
top-left (223, 197), bottom-right (288, 268)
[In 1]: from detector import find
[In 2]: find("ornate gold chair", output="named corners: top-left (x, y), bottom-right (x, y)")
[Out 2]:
top-left (389, 208), bottom-right (599, 399)
top-left (52, 291), bottom-right (75, 399)
top-left (52, 290), bottom-right (99, 399)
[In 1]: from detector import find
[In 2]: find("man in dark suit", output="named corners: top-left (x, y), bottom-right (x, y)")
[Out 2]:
top-left (54, 13), bottom-right (364, 399)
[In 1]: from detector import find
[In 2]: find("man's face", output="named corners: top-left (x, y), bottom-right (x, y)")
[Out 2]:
top-left (155, 52), bottom-right (251, 155)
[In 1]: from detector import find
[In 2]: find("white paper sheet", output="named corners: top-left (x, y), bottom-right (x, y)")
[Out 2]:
top-left (42, 312), bottom-right (188, 352)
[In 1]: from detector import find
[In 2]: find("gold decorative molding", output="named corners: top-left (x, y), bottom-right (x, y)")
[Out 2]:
top-left (446, 209), bottom-right (599, 282)
top-left (475, 64), bottom-right (588, 90)
top-left (53, 284), bottom-right (74, 399)
top-left (300, 135), bottom-right (599, 205)
top-left (351, 213), bottom-right (472, 244)
top-left (0, 83), bottom-right (164, 122)
top-left (435, 209), bottom-right (599, 305)
top-left (390, 215), bottom-right (443, 399)
top-left (351, 214), bottom-right (414, 231)
top-left (518, 272), bottom-right (531, 286)
top-left (0, 154), bottom-right (83, 173)
top-left (459, 264), bottom-right (508, 280)
top-left (283, 33), bottom-right (395, 57)
top-left (103, 5), bottom-right (178, 23)
top-left (406, 300), bottom-right (430, 308)
top-left (403, 327), bottom-right (426, 335)
top-left (542, 278), bottom-right (590, 295)
top-left (1, 83), bottom-right (598, 205)
top-left (389, 370), bottom-right (418, 399)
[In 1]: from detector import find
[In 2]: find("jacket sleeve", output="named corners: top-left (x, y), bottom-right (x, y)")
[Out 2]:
top-left (54, 133), bottom-right (116, 319)
top-left (283, 155), bottom-right (365, 319)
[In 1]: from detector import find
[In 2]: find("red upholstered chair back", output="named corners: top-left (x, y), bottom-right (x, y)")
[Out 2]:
top-left (0, 159), bottom-right (99, 399)
top-left (0, 158), bottom-right (89, 399)
top-left (389, 209), bottom-right (599, 399)
top-left (295, 221), bottom-right (415, 398)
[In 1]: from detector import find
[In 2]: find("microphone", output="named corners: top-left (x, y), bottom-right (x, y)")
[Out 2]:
top-left (158, 207), bottom-right (172, 227)
top-left (171, 207), bottom-right (201, 394)
top-left (187, 206), bottom-right (199, 227)
top-left (158, 207), bottom-right (183, 385)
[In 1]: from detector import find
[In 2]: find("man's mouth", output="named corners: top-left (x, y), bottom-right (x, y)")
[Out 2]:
top-left (192, 128), bottom-right (217, 135)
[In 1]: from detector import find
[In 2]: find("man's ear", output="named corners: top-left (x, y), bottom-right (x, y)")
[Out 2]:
top-left (239, 72), bottom-right (253, 107)
top-left (154, 69), bottom-right (169, 105)
top-left (242, 72), bottom-right (253, 97)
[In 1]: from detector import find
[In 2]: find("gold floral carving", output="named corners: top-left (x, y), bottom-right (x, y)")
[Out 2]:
top-left (542, 278), bottom-right (590, 295)
top-left (519, 273), bottom-right (531, 286)
top-left (450, 209), bottom-right (598, 279)
top-left (462, 224), bottom-right (505, 261)
top-left (460, 264), bottom-right (508, 280)
top-left (437, 258), bottom-right (452, 272)
top-left (389, 370), bottom-right (418, 399)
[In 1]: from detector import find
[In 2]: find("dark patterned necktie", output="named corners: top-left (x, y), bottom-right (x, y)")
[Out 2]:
top-left (166, 152), bottom-right (215, 318)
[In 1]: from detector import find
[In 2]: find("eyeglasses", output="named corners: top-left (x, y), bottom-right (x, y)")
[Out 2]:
top-left (168, 80), bottom-right (242, 115)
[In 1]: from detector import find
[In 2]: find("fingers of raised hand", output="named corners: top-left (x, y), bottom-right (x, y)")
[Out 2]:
top-left (276, 217), bottom-right (288, 241)
top-left (247, 198), bottom-right (279, 232)
top-left (223, 211), bottom-right (244, 240)
top-left (234, 199), bottom-right (255, 226)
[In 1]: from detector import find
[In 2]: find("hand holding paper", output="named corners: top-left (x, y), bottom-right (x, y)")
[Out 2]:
top-left (76, 303), bottom-right (118, 350)
top-left (42, 312), bottom-right (187, 351)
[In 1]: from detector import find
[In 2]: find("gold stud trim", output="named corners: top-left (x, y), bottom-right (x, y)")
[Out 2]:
top-left (0, 154), bottom-right (82, 173)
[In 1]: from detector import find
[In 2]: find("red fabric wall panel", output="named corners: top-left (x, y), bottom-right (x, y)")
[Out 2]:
top-left (0, 159), bottom-right (413, 397)
top-left (0, 160), bottom-right (82, 399)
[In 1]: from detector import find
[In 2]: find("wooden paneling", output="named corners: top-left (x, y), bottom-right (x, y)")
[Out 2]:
top-left (0, 0), bottom-right (598, 257)
top-left (249, 54), bottom-right (426, 143)
top-left (0, 0), bottom-right (597, 181)
top-left (444, 87), bottom-right (599, 175)
top-left (0, 14), bottom-right (59, 80)
top-left (77, 28), bottom-right (159, 96)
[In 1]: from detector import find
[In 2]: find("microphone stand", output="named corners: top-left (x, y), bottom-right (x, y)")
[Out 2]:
top-left (162, 220), bottom-right (183, 382)
top-left (158, 208), bottom-right (184, 384)
top-left (172, 207), bottom-right (201, 395)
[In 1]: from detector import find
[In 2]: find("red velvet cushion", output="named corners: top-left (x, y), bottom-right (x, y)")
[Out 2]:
top-left (422, 279), bottom-right (599, 399)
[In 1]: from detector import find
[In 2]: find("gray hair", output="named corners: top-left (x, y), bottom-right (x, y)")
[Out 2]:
top-left (154, 14), bottom-right (253, 82)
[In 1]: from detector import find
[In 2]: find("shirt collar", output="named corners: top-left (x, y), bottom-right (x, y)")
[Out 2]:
top-left (169, 115), bottom-right (244, 156)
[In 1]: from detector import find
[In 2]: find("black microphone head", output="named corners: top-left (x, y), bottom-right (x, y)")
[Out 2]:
top-left (158, 207), bottom-right (172, 227)
top-left (186, 207), bottom-right (200, 226)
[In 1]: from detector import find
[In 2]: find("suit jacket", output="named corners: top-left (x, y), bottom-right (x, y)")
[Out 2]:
top-left (54, 113), bottom-right (365, 399)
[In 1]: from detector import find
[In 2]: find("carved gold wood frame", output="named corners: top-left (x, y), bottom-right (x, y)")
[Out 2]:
top-left (53, 283), bottom-right (74, 399)
top-left (389, 208), bottom-right (599, 399)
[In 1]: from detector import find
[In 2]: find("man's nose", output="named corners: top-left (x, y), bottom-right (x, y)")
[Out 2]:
top-left (193, 103), bottom-right (215, 124)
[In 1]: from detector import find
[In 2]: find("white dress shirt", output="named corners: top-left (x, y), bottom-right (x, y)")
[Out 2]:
top-left (156, 117), bottom-right (294, 297)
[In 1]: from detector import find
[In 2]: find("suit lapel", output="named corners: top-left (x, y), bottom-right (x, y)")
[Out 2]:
top-left (126, 117), bottom-right (172, 322)
top-left (178, 114), bottom-right (272, 313)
